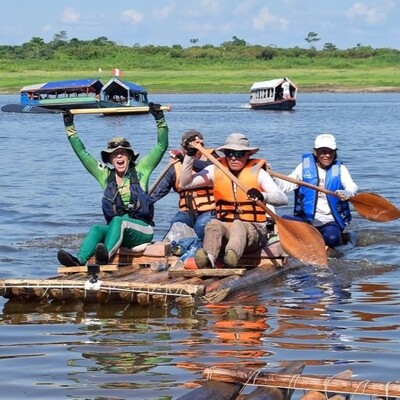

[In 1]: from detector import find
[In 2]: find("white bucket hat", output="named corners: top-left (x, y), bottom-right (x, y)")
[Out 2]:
top-left (217, 133), bottom-right (259, 154)
top-left (314, 133), bottom-right (337, 150)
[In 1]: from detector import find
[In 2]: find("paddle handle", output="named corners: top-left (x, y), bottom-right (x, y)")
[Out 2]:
top-left (69, 105), bottom-right (172, 115)
top-left (193, 144), bottom-right (277, 219)
top-left (269, 170), bottom-right (339, 198)
top-left (148, 158), bottom-right (179, 195)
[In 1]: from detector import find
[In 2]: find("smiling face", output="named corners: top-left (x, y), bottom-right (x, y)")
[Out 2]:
top-left (109, 149), bottom-right (132, 175)
top-left (313, 147), bottom-right (336, 169)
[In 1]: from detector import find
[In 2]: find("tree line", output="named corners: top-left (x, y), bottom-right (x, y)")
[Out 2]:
top-left (0, 31), bottom-right (398, 71)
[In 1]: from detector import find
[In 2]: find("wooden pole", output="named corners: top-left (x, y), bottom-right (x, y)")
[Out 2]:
top-left (148, 158), bottom-right (179, 195)
top-left (69, 105), bottom-right (172, 114)
top-left (202, 368), bottom-right (400, 398)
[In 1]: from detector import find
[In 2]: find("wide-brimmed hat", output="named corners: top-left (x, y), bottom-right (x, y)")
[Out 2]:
top-left (217, 133), bottom-right (259, 154)
top-left (101, 136), bottom-right (139, 163)
top-left (181, 130), bottom-right (203, 146)
top-left (314, 133), bottom-right (337, 150)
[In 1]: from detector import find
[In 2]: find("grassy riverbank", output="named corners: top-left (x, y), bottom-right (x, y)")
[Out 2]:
top-left (1, 66), bottom-right (399, 94)
top-left (1, 39), bottom-right (399, 93)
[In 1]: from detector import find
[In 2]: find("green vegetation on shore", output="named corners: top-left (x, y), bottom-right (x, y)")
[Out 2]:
top-left (1, 34), bottom-right (399, 93)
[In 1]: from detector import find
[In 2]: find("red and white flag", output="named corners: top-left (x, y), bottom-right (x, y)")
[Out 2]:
top-left (112, 67), bottom-right (123, 77)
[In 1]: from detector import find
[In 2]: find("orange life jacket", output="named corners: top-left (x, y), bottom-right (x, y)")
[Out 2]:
top-left (173, 149), bottom-right (215, 213)
top-left (213, 157), bottom-right (267, 223)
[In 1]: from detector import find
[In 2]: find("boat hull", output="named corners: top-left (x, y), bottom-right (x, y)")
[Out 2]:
top-left (250, 98), bottom-right (296, 111)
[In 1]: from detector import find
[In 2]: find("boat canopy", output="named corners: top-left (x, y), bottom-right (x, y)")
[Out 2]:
top-left (20, 79), bottom-right (103, 94)
top-left (250, 78), bottom-right (297, 91)
top-left (102, 78), bottom-right (147, 97)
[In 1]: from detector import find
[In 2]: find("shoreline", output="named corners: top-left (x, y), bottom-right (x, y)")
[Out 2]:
top-left (0, 87), bottom-right (399, 95)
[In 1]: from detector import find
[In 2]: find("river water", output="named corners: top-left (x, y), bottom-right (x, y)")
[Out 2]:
top-left (0, 92), bottom-right (399, 399)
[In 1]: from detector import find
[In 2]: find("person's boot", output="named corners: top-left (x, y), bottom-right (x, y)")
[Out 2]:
top-left (57, 250), bottom-right (81, 267)
top-left (223, 249), bottom-right (238, 268)
top-left (194, 248), bottom-right (211, 269)
top-left (95, 243), bottom-right (109, 265)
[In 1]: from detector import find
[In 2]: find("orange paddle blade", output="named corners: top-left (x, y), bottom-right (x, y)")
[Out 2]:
top-left (276, 216), bottom-right (328, 267)
top-left (350, 193), bottom-right (400, 222)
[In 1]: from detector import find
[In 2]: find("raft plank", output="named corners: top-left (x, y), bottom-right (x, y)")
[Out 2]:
top-left (169, 269), bottom-right (246, 278)
top-left (58, 265), bottom-right (119, 274)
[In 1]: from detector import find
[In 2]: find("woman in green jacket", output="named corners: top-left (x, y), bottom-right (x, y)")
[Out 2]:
top-left (57, 103), bottom-right (169, 266)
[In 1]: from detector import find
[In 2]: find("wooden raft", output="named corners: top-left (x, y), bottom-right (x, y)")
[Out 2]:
top-left (0, 239), bottom-right (289, 307)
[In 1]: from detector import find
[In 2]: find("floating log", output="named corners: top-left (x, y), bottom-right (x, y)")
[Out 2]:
top-left (177, 361), bottom-right (304, 400)
top-left (203, 367), bottom-right (400, 398)
top-left (240, 361), bottom-right (305, 400)
top-left (176, 381), bottom-right (243, 400)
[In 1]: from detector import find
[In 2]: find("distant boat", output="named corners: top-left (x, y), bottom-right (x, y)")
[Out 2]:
top-left (1, 77), bottom-right (149, 114)
top-left (249, 77), bottom-right (297, 111)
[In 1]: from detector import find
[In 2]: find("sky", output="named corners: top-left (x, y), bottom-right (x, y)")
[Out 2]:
top-left (1, 0), bottom-right (399, 50)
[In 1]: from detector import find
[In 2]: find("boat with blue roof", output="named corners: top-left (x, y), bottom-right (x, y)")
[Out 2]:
top-left (1, 77), bottom-right (149, 114)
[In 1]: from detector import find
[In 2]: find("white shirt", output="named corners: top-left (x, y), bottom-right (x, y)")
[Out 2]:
top-left (274, 162), bottom-right (358, 225)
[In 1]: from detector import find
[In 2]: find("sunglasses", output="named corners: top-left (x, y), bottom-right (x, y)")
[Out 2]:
top-left (224, 150), bottom-right (247, 159)
top-left (108, 140), bottom-right (131, 149)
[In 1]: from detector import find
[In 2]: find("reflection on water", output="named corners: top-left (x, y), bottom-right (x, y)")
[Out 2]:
top-left (1, 93), bottom-right (400, 399)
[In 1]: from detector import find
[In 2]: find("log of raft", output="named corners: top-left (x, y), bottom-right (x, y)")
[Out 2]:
top-left (202, 367), bottom-right (400, 398)
top-left (239, 361), bottom-right (305, 400)
top-left (202, 263), bottom-right (292, 303)
top-left (176, 381), bottom-right (243, 400)
top-left (177, 361), bottom-right (304, 400)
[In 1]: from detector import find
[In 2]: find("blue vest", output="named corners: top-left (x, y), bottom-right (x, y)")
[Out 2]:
top-left (294, 153), bottom-right (351, 229)
top-left (102, 169), bottom-right (154, 225)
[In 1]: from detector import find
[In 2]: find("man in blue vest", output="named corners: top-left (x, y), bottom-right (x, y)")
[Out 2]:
top-left (274, 133), bottom-right (358, 250)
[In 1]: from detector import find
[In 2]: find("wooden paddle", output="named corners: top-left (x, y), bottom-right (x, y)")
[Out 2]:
top-left (148, 157), bottom-right (180, 195)
top-left (192, 144), bottom-right (328, 267)
top-left (70, 105), bottom-right (172, 115)
top-left (269, 170), bottom-right (400, 223)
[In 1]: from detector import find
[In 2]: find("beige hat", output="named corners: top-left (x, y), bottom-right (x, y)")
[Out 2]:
top-left (314, 133), bottom-right (337, 150)
top-left (217, 133), bottom-right (259, 153)
top-left (101, 136), bottom-right (139, 163)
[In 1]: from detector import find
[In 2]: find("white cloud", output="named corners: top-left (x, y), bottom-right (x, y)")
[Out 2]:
top-left (346, 2), bottom-right (394, 25)
top-left (253, 7), bottom-right (288, 30)
top-left (41, 25), bottom-right (52, 34)
top-left (152, 5), bottom-right (175, 21)
top-left (200, 0), bottom-right (223, 14)
top-left (121, 10), bottom-right (144, 25)
top-left (61, 8), bottom-right (80, 23)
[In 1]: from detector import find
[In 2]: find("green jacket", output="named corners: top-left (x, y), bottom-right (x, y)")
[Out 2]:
top-left (64, 117), bottom-right (168, 204)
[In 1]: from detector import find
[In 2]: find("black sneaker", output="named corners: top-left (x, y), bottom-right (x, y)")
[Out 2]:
top-left (95, 243), bottom-right (109, 265)
top-left (57, 250), bottom-right (81, 267)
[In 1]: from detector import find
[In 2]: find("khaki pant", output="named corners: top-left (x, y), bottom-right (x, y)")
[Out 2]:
top-left (203, 219), bottom-right (267, 260)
